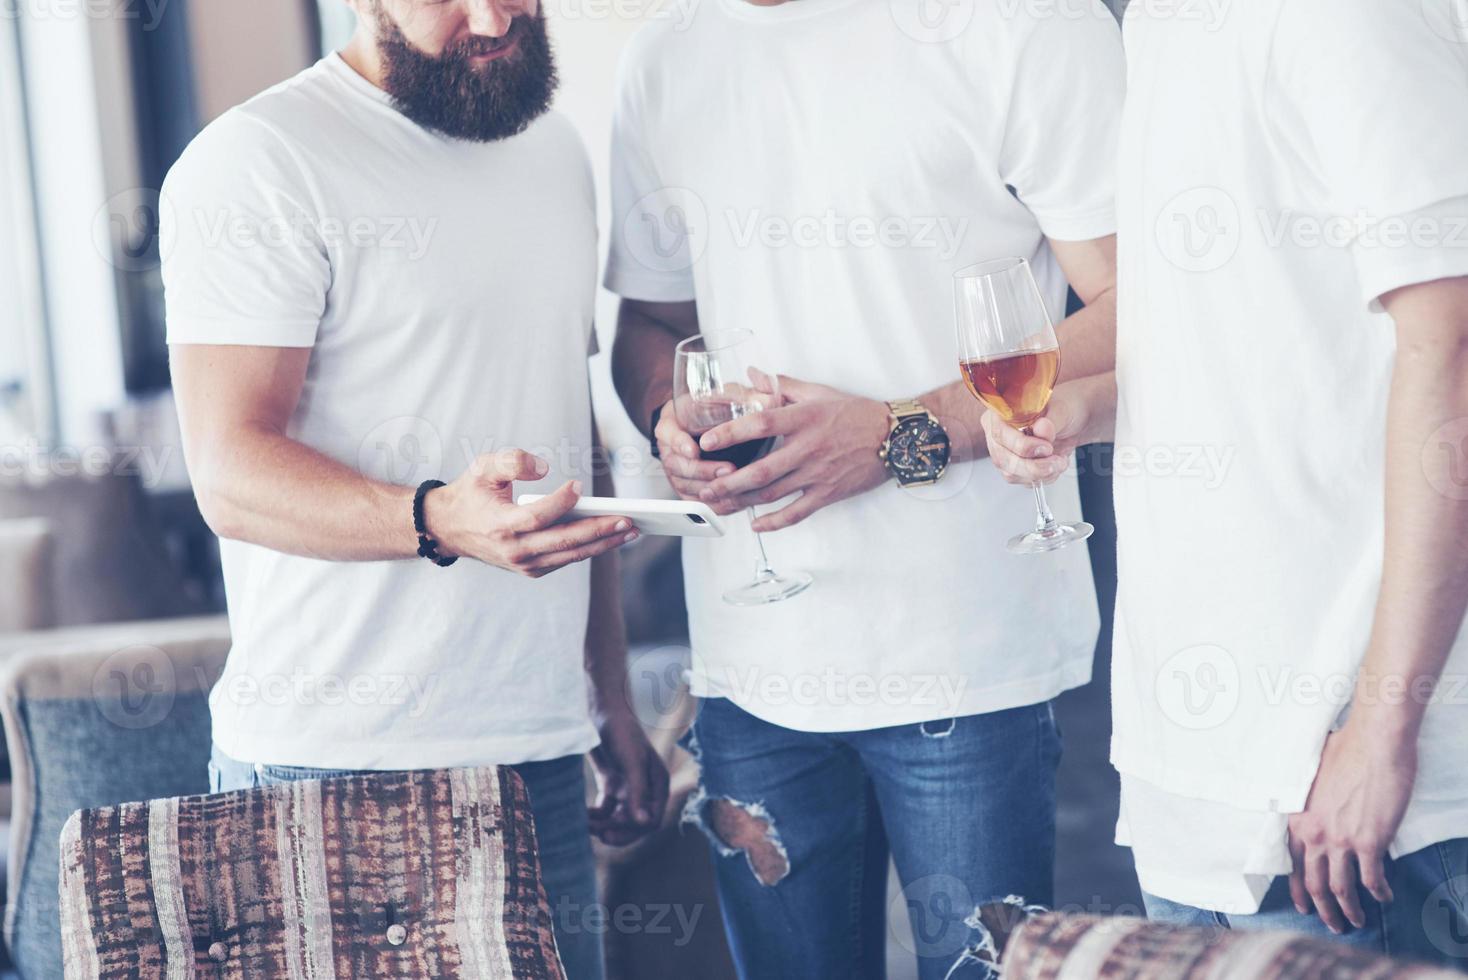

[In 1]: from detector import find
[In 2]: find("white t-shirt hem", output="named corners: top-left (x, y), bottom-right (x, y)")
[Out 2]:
top-left (690, 654), bottom-right (1093, 733)
top-left (1130, 862), bottom-right (1275, 916)
top-left (1110, 741), bottom-right (1317, 814)
top-left (602, 268), bottom-right (697, 305)
top-left (1360, 248), bottom-right (1468, 313)
top-left (168, 316), bottom-right (320, 348)
top-left (1392, 803), bottom-right (1468, 860)
top-left (211, 722), bottom-right (601, 771)
top-left (1032, 207), bottom-right (1117, 244)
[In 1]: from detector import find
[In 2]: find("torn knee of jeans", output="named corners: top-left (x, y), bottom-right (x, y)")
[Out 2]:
top-left (682, 789), bottom-right (790, 887)
top-left (945, 897), bottom-right (1047, 980)
top-left (920, 718), bottom-right (957, 739)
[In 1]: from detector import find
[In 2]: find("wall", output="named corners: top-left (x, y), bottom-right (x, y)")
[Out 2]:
top-left (187, 0), bottom-right (318, 124)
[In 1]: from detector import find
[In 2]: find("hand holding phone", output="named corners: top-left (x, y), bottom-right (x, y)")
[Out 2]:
top-left (515, 495), bottom-right (726, 538)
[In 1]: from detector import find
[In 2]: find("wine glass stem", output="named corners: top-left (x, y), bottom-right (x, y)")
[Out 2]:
top-left (1031, 484), bottom-right (1059, 533)
top-left (748, 509), bottom-right (777, 582)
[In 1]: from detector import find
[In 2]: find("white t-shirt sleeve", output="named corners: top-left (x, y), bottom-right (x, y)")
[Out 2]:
top-left (162, 111), bottom-right (329, 348)
top-left (1273, 0), bottom-right (1468, 310)
top-left (602, 45), bottom-right (699, 303)
top-left (996, 2), bottom-right (1125, 243)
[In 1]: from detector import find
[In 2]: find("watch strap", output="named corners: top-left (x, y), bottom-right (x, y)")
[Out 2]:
top-left (649, 404), bottom-right (665, 460)
top-left (887, 398), bottom-right (929, 422)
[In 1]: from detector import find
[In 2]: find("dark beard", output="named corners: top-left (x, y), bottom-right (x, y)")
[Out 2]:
top-left (371, 7), bottom-right (559, 143)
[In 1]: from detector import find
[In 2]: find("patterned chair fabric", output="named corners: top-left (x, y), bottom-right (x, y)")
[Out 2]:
top-left (975, 905), bottom-right (1461, 979)
top-left (58, 767), bottom-right (566, 979)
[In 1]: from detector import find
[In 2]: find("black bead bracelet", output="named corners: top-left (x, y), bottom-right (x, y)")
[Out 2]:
top-left (413, 480), bottom-right (458, 567)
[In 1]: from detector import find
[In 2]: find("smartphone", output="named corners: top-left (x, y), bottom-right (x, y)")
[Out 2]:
top-left (515, 495), bottom-right (727, 539)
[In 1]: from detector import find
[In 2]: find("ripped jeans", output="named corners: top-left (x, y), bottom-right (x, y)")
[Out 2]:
top-left (680, 697), bottom-right (1061, 980)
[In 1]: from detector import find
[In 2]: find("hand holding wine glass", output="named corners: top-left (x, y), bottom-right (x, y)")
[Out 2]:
top-left (650, 399), bottom-right (744, 515)
top-left (980, 382), bottom-right (1092, 487)
top-left (674, 330), bottom-right (813, 605)
top-left (955, 257), bottom-right (1094, 554)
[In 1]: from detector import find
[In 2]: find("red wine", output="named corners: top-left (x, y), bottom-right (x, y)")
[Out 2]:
top-left (701, 437), bottom-right (775, 470)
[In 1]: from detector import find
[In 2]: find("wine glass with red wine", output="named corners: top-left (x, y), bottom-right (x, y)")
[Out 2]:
top-left (955, 257), bottom-right (1094, 554)
top-left (674, 330), bottom-right (814, 605)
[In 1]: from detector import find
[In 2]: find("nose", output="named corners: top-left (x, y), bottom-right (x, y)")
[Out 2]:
top-left (462, 0), bottom-right (534, 37)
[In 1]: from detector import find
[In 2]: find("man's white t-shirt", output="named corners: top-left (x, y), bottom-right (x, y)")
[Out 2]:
top-left (163, 55), bottom-right (602, 770)
top-left (604, 0), bottom-right (1124, 732)
top-left (1112, 0), bottom-right (1468, 912)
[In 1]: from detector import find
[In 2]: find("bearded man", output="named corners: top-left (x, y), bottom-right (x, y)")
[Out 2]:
top-left (163, 4), bottom-right (666, 976)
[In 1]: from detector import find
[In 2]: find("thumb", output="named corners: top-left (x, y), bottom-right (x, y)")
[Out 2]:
top-left (1029, 416), bottom-right (1060, 446)
top-left (620, 748), bottom-right (652, 824)
top-left (475, 450), bottom-right (549, 498)
top-left (1034, 398), bottom-right (1084, 445)
top-left (777, 375), bottom-right (826, 403)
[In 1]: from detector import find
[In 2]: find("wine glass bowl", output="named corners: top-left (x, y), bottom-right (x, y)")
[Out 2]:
top-left (673, 330), bottom-right (813, 605)
top-left (954, 257), bottom-right (1093, 555)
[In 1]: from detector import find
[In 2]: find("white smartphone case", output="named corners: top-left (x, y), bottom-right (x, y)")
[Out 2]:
top-left (514, 495), bottom-right (727, 538)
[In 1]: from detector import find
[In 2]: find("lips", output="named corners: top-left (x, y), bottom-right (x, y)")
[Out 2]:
top-left (465, 32), bottom-right (520, 63)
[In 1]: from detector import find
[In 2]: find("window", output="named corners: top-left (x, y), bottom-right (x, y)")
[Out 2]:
top-left (0, 14), bottom-right (55, 444)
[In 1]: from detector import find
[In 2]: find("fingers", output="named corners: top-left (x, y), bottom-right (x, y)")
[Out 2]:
top-left (777, 374), bottom-right (831, 404)
top-left (510, 480), bottom-right (584, 532)
top-left (697, 406), bottom-right (793, 456)
top-left (1304, 849), bottom-right (1348, 934)
top-left (1289, 865), bottom-right (1313, 917)
top-left (587, 784), bottom-right (619, 824)
top-left (477, 449), bottom-right (550, 490)
top-left (655, 404), bottom-right (701, 460)
top-left (751, 490), bottom-right (828, 533)
top-left (1330, 849), bottom-right (1367, 930)
top-left (645, 749), bottom-right (670, 831)
top-left (702, 446), bottom-right (799, 500)
top-left (675, 481), bottom-right (743, 516)
top-left (520, 515), bottom-right (634, 562)
top-left (985, 410), bottom-right (1056, 462)
top-left (733, 472), bottom-right (806, 510)
top-left (662, 448), bottom-right (731, 484)
top-left (984, 411), bottom-right (1067, 486)
top-left (1358, 848), bottom-right (1395, 906)
top-left (525, 527), bottom-right (637, 577)
top-left (620, 749), bottom-right (652, 827)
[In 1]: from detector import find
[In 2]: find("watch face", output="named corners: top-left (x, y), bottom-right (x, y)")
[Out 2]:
top-left (888, 416), bottom-right (951, 484)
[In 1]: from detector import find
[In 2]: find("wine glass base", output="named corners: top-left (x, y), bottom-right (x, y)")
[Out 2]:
top-left (1007, 521), bottom-right (1094, 555)
top-left (723, 571), bottom-right (814, 607)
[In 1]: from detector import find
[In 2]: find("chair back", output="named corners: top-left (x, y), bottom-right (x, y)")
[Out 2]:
top-left (58, 766), bottom-right (566, 979)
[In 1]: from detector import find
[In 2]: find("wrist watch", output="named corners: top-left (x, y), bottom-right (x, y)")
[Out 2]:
top-left (879, 399), bottom-right (951, 488)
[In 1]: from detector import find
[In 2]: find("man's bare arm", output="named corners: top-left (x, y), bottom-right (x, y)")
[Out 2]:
top-left (611, 298), bottom-right (736, 502)
top-left (584, 430), bottom-right (669, 846)
top-left (921, 234), bottom-right (1118, 464)
top-left (1288, 274), bottom-right (1468, 933)
top-left (612, 298), bottom-right (700, 439)
top-left (171, 343), bottom-right (633, 576)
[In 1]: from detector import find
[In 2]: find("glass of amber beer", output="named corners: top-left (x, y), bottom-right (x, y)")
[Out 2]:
top-left (955, 257), bottom-right (1094, 554)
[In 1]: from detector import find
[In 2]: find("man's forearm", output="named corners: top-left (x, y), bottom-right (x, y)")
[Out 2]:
top-left (613, 308), bottom-right (685, 438)
top-left (195, 423), bottom-right (420, 562)
top-left (1356, 289), bottom-right (1468, 736)
top-left (921, 290), bottom-right (1118, 464)
top-left (1055, 286), bottom-right (1119, 385)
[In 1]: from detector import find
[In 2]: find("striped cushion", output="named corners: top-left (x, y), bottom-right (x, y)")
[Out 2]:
top-left (58, 767), bottom-right (565, 979)
top-left (991, 909), bottom-right (1460, 979)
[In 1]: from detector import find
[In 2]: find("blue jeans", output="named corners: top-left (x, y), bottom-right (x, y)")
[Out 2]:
top-left (681, 697), bottom-right (1061, 980)
top-left (210, 746), bottom-right (605, 980)
top-left (1144, 838), bottom-right (1468, 971)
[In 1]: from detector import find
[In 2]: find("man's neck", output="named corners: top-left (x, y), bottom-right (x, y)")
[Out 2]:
top-left (339, 32), bottom-right (389, 91)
